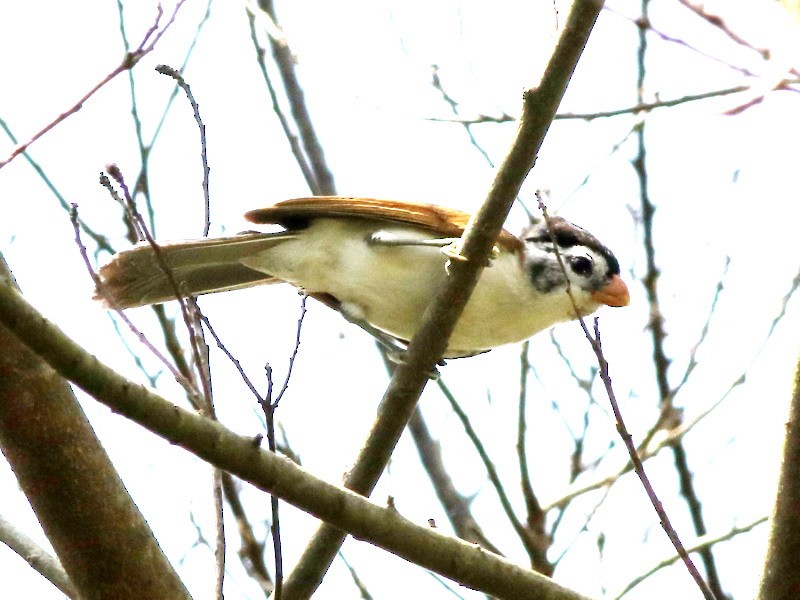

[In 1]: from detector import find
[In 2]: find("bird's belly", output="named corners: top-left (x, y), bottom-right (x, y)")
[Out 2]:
top-left (241, 220), bottom-right (442, 339)
top-left (241, 219), bottom-right (566, 356)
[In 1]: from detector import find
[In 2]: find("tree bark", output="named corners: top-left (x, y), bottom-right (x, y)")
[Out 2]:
top-left (0, 255), bottom-right (191, 600)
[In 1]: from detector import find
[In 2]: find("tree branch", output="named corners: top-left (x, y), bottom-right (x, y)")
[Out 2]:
top-left (0, 272), bottom-right (591, 600)
top-left (279, 0), bottom-right (606, 596)
top-left (0, 256), bottom-right (191, 600)
top-left (758, 352), bottom-right (800, 599)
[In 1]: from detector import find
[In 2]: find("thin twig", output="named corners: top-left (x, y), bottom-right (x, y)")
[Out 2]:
top-left (155, 65), bottom-right (212, 236)
top-left (273, 294), bottom-right (307, 408)
top-left (671, 257), bottom-right (731, 397)
top-left (338, 552), bottom-right (375, 600)
top-left (430, 64), bottom-right (496, 168)
top-left (0, 1), bottom-right (187, 171)
top-left (425, 84), bottom-right (779, 125)
top-left (184, 299), bottom-right (225, 599)
top-left (259, 295), bottom-right (306, 600)
top-left (200, 314), bottom-right (265, 404)
top-left (220, 473), bottom-right (275, 595)
top-left (70, 203), bottom-right (202, 403)
top-left (516, 341), bottom-right (545, 557)
top-left (437, 379), bottom-right (551, 572)
top-left (610, 515), bottom-right (768, 600)
top-left (100, 168), bottom-right (210, 408)
top-left (262, 365), bottom-right (284, 600)
top-left (115, 0), bottom-right (157, 234)
top-left (675, 0), bottom-right (771, 61)
top-left (0, 117), bottom-right (116, 254)
top-left (0, 513), bottom-right (78, 599)
top-left (537, 197), bottom-right (716, 600)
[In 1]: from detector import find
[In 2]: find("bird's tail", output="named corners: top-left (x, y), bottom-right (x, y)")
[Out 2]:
top-left (95, 232), bottom-right (295, 309)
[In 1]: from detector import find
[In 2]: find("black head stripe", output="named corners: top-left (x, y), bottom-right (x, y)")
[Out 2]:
top-left (522, 217), bottom-right (621, 276)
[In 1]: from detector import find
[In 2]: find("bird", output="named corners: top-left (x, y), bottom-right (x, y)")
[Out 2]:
top-left (96, 196), bottom-right (629, 358)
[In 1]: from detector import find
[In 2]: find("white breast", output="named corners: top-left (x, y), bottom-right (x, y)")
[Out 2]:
top-left (240, 219), bottom-right (580, 356)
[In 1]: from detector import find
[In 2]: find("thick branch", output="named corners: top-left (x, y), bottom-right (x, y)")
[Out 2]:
top-left (279, 1), bottom-right (605, 596)
top-left (0, 274), bottom-right (590, 600)
top-left (758, 354), bottom-right (800, 600)
top-left (0, 257), bottom-right (191, 600)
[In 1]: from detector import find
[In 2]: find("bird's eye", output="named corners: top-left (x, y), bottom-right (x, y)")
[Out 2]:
top-left (570, 255), bottom-right (593, 276)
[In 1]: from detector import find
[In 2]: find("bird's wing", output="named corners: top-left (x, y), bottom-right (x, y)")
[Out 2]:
top-left (245, 196), bottom-right (523, 252)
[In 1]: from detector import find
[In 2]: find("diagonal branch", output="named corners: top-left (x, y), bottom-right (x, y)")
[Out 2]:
top-left (0, 257), bottom-right (191, 600)
top-left (0, 273), bottom-right (591, 600)
top-left (250, 0), bottom-right (336, 195)
top-left (279, 1), bottom-right (606, 597)
top-left (0, 1), bottom-right (187, 171)
top-left (634, 2), bottom-right (724, 595)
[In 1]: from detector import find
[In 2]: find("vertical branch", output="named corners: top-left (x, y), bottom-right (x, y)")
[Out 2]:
top-left (758, 353), bottom-right (800, 599)
top-left (633, 3), bottom-right (725, 597)
top-left (517, 341), bottom-right (549, 569)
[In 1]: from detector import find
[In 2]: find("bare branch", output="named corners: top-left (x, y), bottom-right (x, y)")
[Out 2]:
top-left (155, 65), bottom-right (212, 236)
top-left (0, 2), bottom-right (187, 171)
top-left (247, 1), bottom-right (336, 195)
top-left (0, 275), bottom-right (592, 600)
top-left (406, 406), bottom-right (503, 556)
top-left (0, 513), bottom-right (78, 599)
top-left (616, 515), bottom-right (768, 600)
top-left (0, 256), bottom-right (192, 600)
top-left (536, 195), bottom-right (715, 599)
top-left (280, 1), bottom-right (607, 595)
top-left (758, 354), bottom-right (800, 598)
top-left (437, 379), bottom-right (552, 573)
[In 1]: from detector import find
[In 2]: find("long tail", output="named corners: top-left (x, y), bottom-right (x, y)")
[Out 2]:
top-left (96, 232), bottom-right (295, 309)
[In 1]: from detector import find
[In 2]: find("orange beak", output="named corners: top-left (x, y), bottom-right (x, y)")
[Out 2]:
top-left (591, 274), bottom-right (630, 307)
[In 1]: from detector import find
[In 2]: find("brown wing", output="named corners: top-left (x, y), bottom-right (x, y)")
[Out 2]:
top-left (245, 197), bottom-right (523, 252)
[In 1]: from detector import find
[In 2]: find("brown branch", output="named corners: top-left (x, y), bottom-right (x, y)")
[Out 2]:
top-left (155, 65), bottom-right (212, 236)
top-left (536, 194), bottom-right (715, 599)
top-left (221, 472), bottom-right (275, 596)
top-left (437, 379), bottom-right (552, 574)
top-left (0, 1), bottom-right (187, 171)
top-left (634, 2), bottom-right (724, 594)
top-left (0, 275), bottom-right (592, 600)
top-left (245, 9), bottom-right (319, 194)
top-left (0, 256), bottom-right (192, 600)
top-left (406, 407), bottom-right (503, 556)
top-left (517, 342), bottom-right (546, 554)
top-left (758, 353), bottom-right (800, 599)
top-left (250, 1), bottom-right (336, 195)
top-left (279, 1), bottom-right (607, 596)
